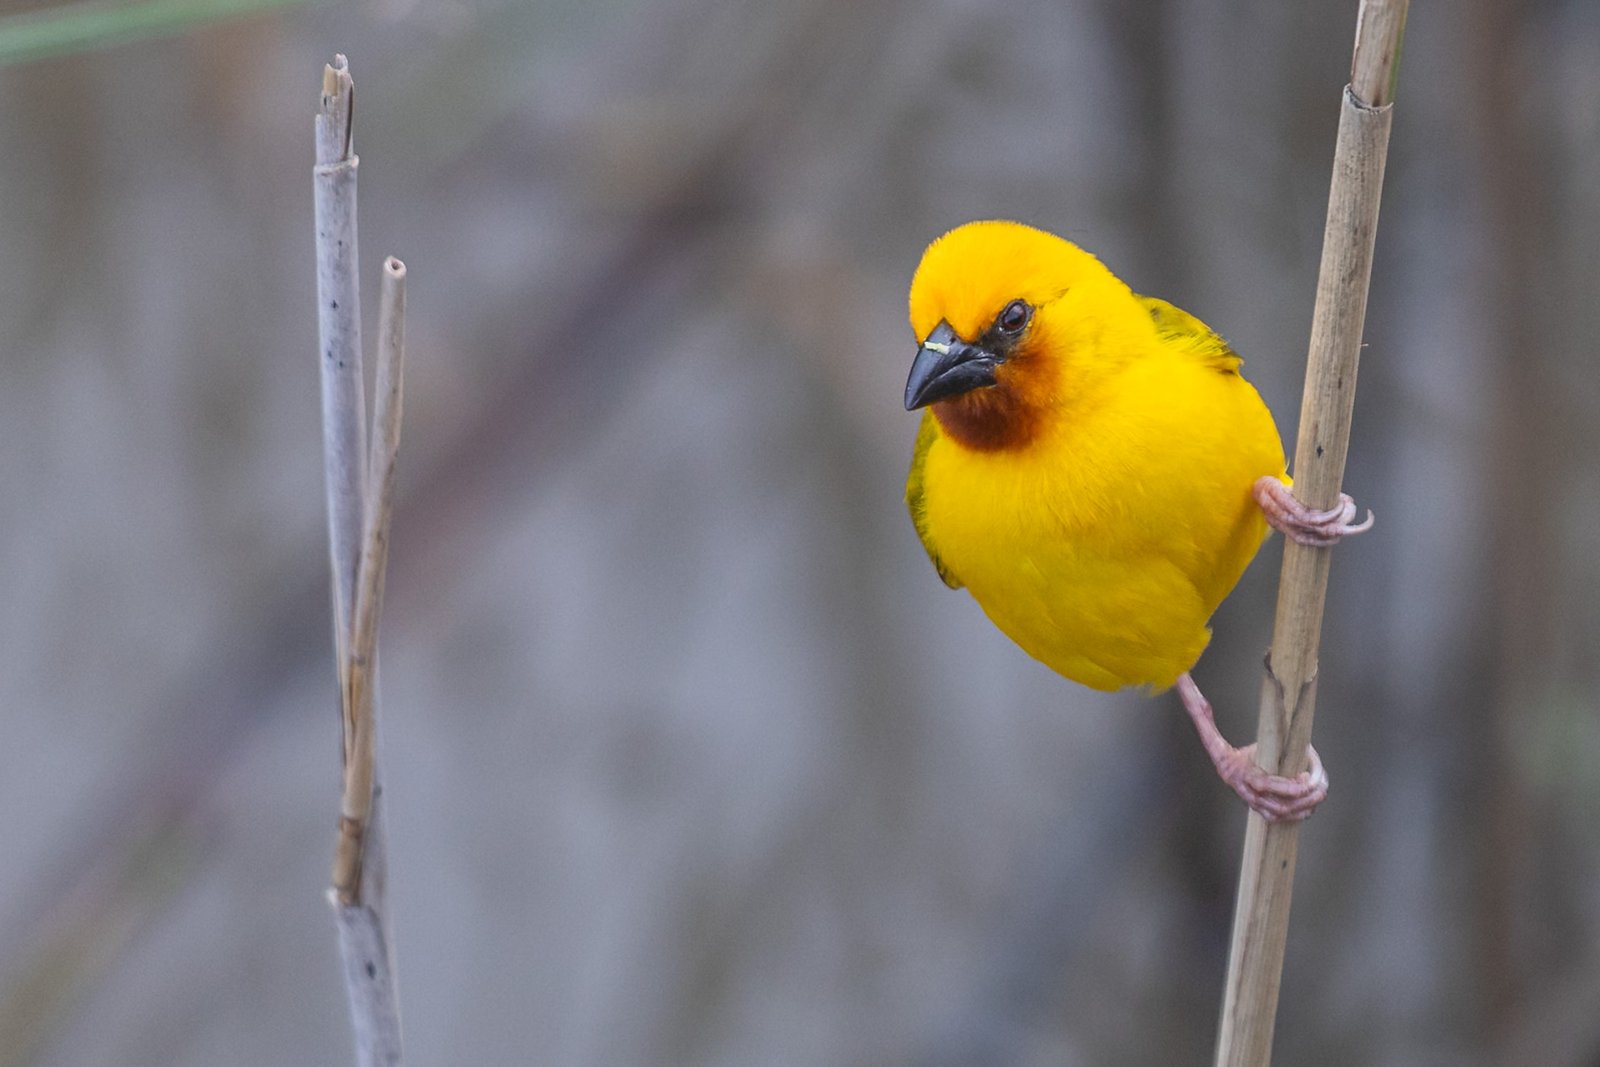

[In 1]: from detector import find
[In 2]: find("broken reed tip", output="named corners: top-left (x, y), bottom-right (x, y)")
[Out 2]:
top-left (322, 54), bottom-right (353, 101)
top-left (384, 256), bottom-right (406, 277)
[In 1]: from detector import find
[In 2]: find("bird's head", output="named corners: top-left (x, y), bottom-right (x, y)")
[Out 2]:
top-left (904, 220), bottom-right (1146, 452)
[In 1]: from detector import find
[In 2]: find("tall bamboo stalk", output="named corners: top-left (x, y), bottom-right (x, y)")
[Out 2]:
top-left (315, 54), bottom-right (407, 1066)
top-left (1213, 3), bottom-right (1408, 1063)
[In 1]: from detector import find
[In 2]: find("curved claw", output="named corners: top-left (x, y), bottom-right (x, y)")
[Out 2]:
top-left (1253, 476), bottom-right (1373, 547)
top-left (1176, 672), bottom-right (1329, 822)
top-left (1216, 743), bottom-right (1328, 822)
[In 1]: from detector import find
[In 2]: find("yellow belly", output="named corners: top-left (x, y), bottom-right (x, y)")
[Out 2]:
top-left (917, 358), bottom-right (1283, 691)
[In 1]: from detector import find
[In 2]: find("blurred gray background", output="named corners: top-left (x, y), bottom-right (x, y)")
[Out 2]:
top-left (2, 0), bottom-right (1597, 1064)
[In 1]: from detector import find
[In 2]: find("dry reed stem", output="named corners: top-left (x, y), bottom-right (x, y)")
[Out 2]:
top-left (1213, 3), bottom-right (1408, 1064)
top-left (315, 54), bottom-right (405, 1066)
top-left (335, 257), bottom-right (405, 904)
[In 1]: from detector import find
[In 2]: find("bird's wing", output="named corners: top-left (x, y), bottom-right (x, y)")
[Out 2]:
top-left (906, 411), bottom-right (964, 589)
top-left (1137, 295), bottom-right (1243, 375)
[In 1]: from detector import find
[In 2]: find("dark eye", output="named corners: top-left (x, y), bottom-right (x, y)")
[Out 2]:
top-left (996, 299), bottom-right (1030, 336)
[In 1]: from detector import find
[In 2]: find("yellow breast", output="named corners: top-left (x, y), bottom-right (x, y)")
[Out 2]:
top-left (915, 346), bottom-right (1284, 692)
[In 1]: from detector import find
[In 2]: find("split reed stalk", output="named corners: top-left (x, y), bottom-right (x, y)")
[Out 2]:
top-left (315, 54), bottom-right (407, 1067)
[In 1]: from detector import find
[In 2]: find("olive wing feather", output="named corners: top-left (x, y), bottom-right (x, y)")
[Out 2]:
top-left (905, 411), bottom-right (963, 590)
top-left (1137, 295), bottom-right (1243, 375)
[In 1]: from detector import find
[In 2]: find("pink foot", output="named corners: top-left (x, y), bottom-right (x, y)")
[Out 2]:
top-left (1176, 673), bottom-right (1328, 822)
top-left (1253, 476), bottom-right (1373, 547)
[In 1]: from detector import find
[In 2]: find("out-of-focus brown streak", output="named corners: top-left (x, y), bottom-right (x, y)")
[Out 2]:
top-left (1469, 0), bottom-right (1553, 1040)
top-left (392, 0), bottom-right (878, 592)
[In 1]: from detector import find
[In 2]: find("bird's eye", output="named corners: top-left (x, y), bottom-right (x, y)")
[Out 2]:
top-left (996, 299), bottom-right (1031, 336)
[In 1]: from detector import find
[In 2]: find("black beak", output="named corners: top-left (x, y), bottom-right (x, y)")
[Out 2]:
top-left (903, 321), bottom-right (1001, 410)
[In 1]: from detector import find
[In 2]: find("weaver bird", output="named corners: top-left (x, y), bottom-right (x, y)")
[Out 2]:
top-left (903, 220), bottom-right (1370, 821)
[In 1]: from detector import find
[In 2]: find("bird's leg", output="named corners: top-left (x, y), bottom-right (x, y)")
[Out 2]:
top-left (1175, 672), bottom-right (1327, 821)
top-left (1253, 476), bottom-right (1373, 547)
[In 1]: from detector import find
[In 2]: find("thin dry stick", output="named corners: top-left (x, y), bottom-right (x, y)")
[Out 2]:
top-left (1213, 3), bottom-right (1408, 1064)
top-left (337, 255), bottom-right (405, 893)
top-left (330, 258), bottom-right (406, 1067)
top-left (315, 54), bottom-right (405, 1067)
top-left (335, 257), bottom-right (405, 904)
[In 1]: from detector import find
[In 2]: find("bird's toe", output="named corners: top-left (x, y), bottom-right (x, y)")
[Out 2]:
top-left (1253, 477), bottom-right (1373, 547)
top-left (1221, 743), bottom-right (1328, 822)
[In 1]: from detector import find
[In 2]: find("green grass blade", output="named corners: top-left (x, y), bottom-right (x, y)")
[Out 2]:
top-left (0, 0), bottom-right (306, 68)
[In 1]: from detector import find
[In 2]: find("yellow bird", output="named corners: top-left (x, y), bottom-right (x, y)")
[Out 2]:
top-left (903, 221), bottom-right (1369, 821)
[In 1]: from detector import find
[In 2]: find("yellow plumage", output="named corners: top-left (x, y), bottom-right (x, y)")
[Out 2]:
top-left (905, 221), bottom-right (1288, 692)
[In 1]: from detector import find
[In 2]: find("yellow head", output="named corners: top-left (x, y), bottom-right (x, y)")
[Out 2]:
top-left (904, 220), bottom-right (1150, 452)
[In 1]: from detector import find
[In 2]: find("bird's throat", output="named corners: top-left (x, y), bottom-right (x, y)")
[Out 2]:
top-left (931, 381), bottom-right (1041, 452)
